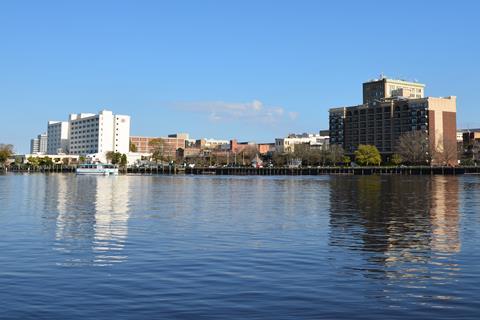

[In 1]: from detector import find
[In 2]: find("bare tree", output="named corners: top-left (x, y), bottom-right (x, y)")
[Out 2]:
top-left (328, 144), bottom-right (344, 165)
top-left (396, 131), bottom-right (430, 165)
top-left (433, 138), bottom-right (458, 166)
top-left (149, 138), bottom-right (165, 164)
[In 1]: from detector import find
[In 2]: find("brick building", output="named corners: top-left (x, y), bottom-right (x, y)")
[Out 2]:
top-left (329, 77), bottom-right (457, 164)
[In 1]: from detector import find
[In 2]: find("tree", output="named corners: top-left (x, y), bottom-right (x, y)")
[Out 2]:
top-left (0, 144), bottom-right (14, 166)
top-left (342, 155), bottom-right (351, 166)
top-left (293, 144), bottom-right (310, 165)
top-left (272, 152), bottom-right (288, 166)
top-left (106, 151), bottom-right (114, 163)
top-left (106, 151), bottom-right (122, 164)
top-left (149, 138), bottom-right (166, 164)
top-left (328, 144), bottom-right (345, 166)
top-left (129, 141), bottom-right (138, 152)
top-left (396, 131), bottom-right (430, 165)
top-left (120, 154), bottom-right (128, 168)
top-left (433, 138), bottom-right (458, 166)
top-left (39, 157), bottom-right (54, 167)
top-left (391, 154), bottom-right (403, 166)
top-left (241, 145), bottom-right (258, 166)
top-left (28, 156), bottom-right (40, 167)
top-left (79, 156), bottom-right (86, 164)
top-left (354, 145), bottom-right (381, 166)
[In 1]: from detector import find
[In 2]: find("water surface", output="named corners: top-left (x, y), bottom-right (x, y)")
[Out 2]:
top-left (0, 174), bottom-right (479, 319)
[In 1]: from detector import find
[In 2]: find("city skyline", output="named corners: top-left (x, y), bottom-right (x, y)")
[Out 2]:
top-left (2, 1), bottom-right (480, 153)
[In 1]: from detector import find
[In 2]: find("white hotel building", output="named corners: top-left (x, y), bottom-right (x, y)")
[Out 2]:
top-left (47, 121), bottom-right (70, 154)
top-left (68, 110), bottom-right (130, 160)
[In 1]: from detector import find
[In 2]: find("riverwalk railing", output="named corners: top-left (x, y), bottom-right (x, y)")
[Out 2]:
top-left (4, 165), bottom-right (480, 175)
top-left (184, 166), bottom-right (480, 176)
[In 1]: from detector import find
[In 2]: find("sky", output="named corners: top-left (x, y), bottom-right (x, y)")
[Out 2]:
top-left (1, 0), bottom-right (480, 153)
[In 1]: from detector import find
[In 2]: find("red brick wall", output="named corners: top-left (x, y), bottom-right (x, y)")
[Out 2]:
top-left (443, 111), bottom-right (457, 165)
top-left (428, 110), bottom-right (436, 153)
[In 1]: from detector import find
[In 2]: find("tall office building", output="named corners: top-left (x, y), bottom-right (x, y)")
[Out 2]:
top-left (30, 138), bottom-right (39, 154)
top-left (30, 133), bottom-right (48, 154)
top-left (329, 77), bottom-right (457, 164)
top-left (68, 110), bottom-right (130, 157)
top-left (47, 121), bottom-right (70, 154)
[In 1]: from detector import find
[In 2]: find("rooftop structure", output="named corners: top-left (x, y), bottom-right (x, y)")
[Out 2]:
top-left (363, 76), bottom-right (425, 104)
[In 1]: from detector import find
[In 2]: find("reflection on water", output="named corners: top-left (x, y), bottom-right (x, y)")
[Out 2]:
top-left (1, 174), bottom-right (479, 319)
top-left (329, 176), bottom-right (461, 308)
top-left (52, 175), bottom-right (130, 266)
top-left (430, 177), bottom-right (460, 253)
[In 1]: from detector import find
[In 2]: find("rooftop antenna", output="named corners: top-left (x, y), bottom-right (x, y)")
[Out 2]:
top-left (380, 72), bottom-right (385, 79)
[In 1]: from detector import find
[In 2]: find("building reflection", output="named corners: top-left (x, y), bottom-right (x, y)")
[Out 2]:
top-left (328, 175), bottom-right (461, 306)
top-left (329, 176), bottom-right (460, 261)
top-left (92, 176), bottom-right (130, 265)
top-left (430, 176), bottom-right (460, 253)
top-left (52, 175), bottom-right (131, 266)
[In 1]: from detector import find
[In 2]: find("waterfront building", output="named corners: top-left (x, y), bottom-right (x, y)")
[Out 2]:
top-left (203, 138), bottom-right (230, 150)
top-left (461, 128), bottom-right (480, 162)
top-left (47, 121), bottom-right (70, 154)
top-left (68, 110), bottom-right (130, 159)
top-left (189, 138), bottom-right (229, 151)
top-left (230, 140), bottom-right (257, 154)
top-left (329, 77), bottom-right (457, 164)
top-left (130, 133), bottom-right (188, 159)
top-left (30, 133), bottom-right (48, 154)
top-left (129, 136), bottom-right (157, 153)
top-left (257, 143), bottom-right (276, 155)
top-left (275, 133), bottom-right (329, 153)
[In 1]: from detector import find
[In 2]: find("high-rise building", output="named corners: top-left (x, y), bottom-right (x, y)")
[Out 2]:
top-left (68, 110), bottom-right (130, 157)
top-left (47, 121), bottom-right (70, 154)
top-left (329, 78), bottom-right (457, 164)
top-left (30, 138), bottom-right (39, 154)
top-left (30, 133), bottom-right (48, 154)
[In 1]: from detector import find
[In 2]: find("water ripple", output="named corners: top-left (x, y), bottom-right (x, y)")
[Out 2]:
top-left (0, 174), bottom-right (479, 319)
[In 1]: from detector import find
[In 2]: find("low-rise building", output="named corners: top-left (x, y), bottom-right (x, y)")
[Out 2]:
top-left (257, 143), bottom-right (276, 155)
top-left (275, 133), bottom-right (329, 153)
top-left (130, 133), bottom-right (188, 159)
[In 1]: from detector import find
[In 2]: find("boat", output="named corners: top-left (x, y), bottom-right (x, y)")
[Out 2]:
top-left (76, 163), bottom-right (119, 175)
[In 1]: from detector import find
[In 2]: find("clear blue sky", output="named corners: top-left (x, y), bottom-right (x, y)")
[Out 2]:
top-left (1, 0), bottom-right (479, 153)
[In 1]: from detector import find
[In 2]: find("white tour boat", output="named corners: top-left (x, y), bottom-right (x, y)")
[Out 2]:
top-left (76, 163), bottom-right (119, 175)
